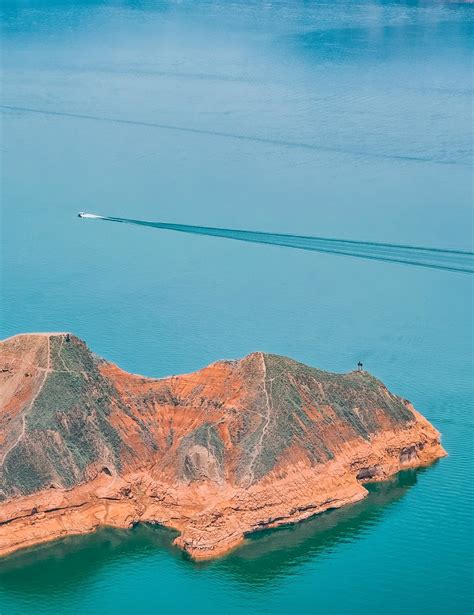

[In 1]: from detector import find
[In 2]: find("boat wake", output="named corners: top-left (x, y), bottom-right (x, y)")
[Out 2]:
top-left (79, 214), bottom-right (474, 274)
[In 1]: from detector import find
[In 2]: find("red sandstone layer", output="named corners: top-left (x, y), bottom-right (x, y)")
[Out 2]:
top-left (0, 334), bottom-right (446, 559)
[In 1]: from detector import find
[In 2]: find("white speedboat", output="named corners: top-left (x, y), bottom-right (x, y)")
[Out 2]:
top-left (77, 212), bottom-right (102, 219)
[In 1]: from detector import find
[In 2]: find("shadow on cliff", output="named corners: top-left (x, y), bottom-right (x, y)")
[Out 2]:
top-left (0, 467), bottom-right (430, 597)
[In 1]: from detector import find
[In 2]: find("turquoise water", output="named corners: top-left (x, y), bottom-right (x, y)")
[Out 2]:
top-left (1, 1), bottom-right (473, 613)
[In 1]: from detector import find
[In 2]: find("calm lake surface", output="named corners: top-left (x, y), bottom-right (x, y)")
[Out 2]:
top-left (1, 1), bottom-right (473, 613)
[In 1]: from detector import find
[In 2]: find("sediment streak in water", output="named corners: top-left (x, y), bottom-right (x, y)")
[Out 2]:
top-left (82, 214), bottom-right (474, 274)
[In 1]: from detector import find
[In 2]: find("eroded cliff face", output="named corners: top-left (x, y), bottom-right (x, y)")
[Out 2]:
top-left (0, 333), bottom-right (446, 559)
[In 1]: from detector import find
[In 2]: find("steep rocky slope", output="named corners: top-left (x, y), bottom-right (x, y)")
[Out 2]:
top-left (0, 333), bottom-right (446, 559)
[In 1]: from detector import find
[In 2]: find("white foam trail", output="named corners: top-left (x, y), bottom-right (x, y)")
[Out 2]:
top-left (79, 213), bottom-right (104, 219)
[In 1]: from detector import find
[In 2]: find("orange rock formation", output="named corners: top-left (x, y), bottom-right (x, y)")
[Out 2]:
top-left (0, 333), bottom-right (446, 559)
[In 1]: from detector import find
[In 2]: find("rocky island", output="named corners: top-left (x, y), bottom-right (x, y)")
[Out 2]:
top-left (0, 333), bottom-right (446, 560)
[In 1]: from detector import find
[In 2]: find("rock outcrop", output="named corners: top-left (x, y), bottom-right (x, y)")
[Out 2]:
top-left (0, 333), bottom-right (446, 559)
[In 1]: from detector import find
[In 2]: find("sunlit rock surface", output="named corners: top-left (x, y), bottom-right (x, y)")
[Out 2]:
top-left (0, 333), bottom-right (446, 559)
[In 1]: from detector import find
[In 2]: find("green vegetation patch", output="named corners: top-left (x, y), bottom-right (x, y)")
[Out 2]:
top-left (0, 439), bottom-right (53, 497)
top-left (236, 354), bottom-right (415, 485)
top-left (50, 335), bottom-right (96, 374)
top-left (6, 339), bottom-right (127, 495)
top-left (27, 371), bottom-right (89, 429)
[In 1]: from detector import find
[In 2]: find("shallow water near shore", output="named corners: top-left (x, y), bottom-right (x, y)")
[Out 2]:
top-left (1, 0), bottom-right (473, 613)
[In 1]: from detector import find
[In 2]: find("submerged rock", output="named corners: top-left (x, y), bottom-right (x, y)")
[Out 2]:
top-left (0, 333), bottom-right (446, 559)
